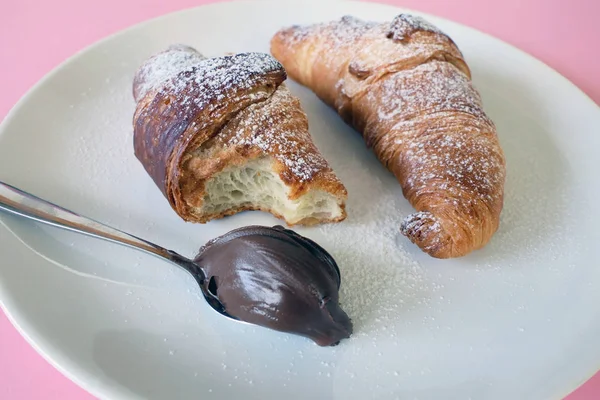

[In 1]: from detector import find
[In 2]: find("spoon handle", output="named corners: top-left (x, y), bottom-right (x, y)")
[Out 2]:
top-left (0, 180), bottom-right (198, 274)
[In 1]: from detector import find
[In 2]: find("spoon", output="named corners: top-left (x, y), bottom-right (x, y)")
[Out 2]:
top-left (0, 180), bottom-right (235, 321)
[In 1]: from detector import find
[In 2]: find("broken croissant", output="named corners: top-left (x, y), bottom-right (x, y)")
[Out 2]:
top-left (132, 45), bottom-right (347, 226)
top-left (271, 14), bottom-right (506, 258)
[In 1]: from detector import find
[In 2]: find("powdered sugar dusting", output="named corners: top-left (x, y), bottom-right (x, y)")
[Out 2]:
top-left (320, 15), bottom-right (378, 49)
top-left (410, 130), bottom-right (503, 200)
top-left (225, 87), bottom-right (328, 182)
top-left (377, 96), bottom-right (402, 120)
top-left (365, 61), bottom-right (504, 206)
top-left (280, 13), bottom-right (458, 77)
top-left (386, 14), bottom-right (444, 41)
top-left (402, 211), bottom-right (441, 235)
top-left (133, 45), bottom-right (206, 102)
top-left (378, 61), bottom-right (489, 123)
top-left (157, 51), bottom-right (283, 114)
top-left (134, 46), bottom-right (283, 110)
top-left (232, 118), bottom-right (325, 183)
top-left (307, 158), bottom-right (431, 336)
top-left (285, 15), bottom-right (377, 48)
top-left (135, 46), bottom-right (331, 183)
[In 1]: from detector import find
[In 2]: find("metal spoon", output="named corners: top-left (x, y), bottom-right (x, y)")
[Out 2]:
top-left (0, 180), bottom-right (235, 321)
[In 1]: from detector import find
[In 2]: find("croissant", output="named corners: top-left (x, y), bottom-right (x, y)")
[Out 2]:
top-left (132, 45), bottom-right (347, 226)
top-left (271, 14), bottom-right (506, 258)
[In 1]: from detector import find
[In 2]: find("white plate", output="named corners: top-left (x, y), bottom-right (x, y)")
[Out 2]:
top-left (1, 1), bottom-right (599, 399)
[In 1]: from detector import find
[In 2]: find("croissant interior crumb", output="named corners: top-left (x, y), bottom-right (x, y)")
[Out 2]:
top-left (196, 157), bottom-right (343, 225)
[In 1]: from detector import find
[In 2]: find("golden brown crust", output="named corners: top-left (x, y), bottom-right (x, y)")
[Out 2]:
top-left (271, 14), bottom-right (506, 258)
top-left (132, 46), bottom-right (347, 225)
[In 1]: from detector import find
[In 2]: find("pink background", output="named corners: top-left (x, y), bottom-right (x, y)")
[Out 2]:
top-left (1, 0), bottom-right (599, 398)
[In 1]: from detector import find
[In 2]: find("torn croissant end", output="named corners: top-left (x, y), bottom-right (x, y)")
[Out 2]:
top-left (132, 46), bottom-right (347, 226)
top-left (270, 14), bottom-right (506, 257)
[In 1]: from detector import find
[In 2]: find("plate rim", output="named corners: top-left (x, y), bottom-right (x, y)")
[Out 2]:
top-left (1, 1), bottom-right (599, 399)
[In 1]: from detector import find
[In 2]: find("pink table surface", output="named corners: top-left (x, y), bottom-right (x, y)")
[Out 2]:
top-left (1, 0), bottom-right (599, 398)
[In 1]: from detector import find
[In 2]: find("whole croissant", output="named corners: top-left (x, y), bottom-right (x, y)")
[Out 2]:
top-left (132, 45), bottom-right (347, 226)
top-left (271, 14), bottom-right (506, 258)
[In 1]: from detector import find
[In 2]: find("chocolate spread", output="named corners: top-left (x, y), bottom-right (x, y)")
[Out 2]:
top-left (194, 225), bottom-right (352, 346)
